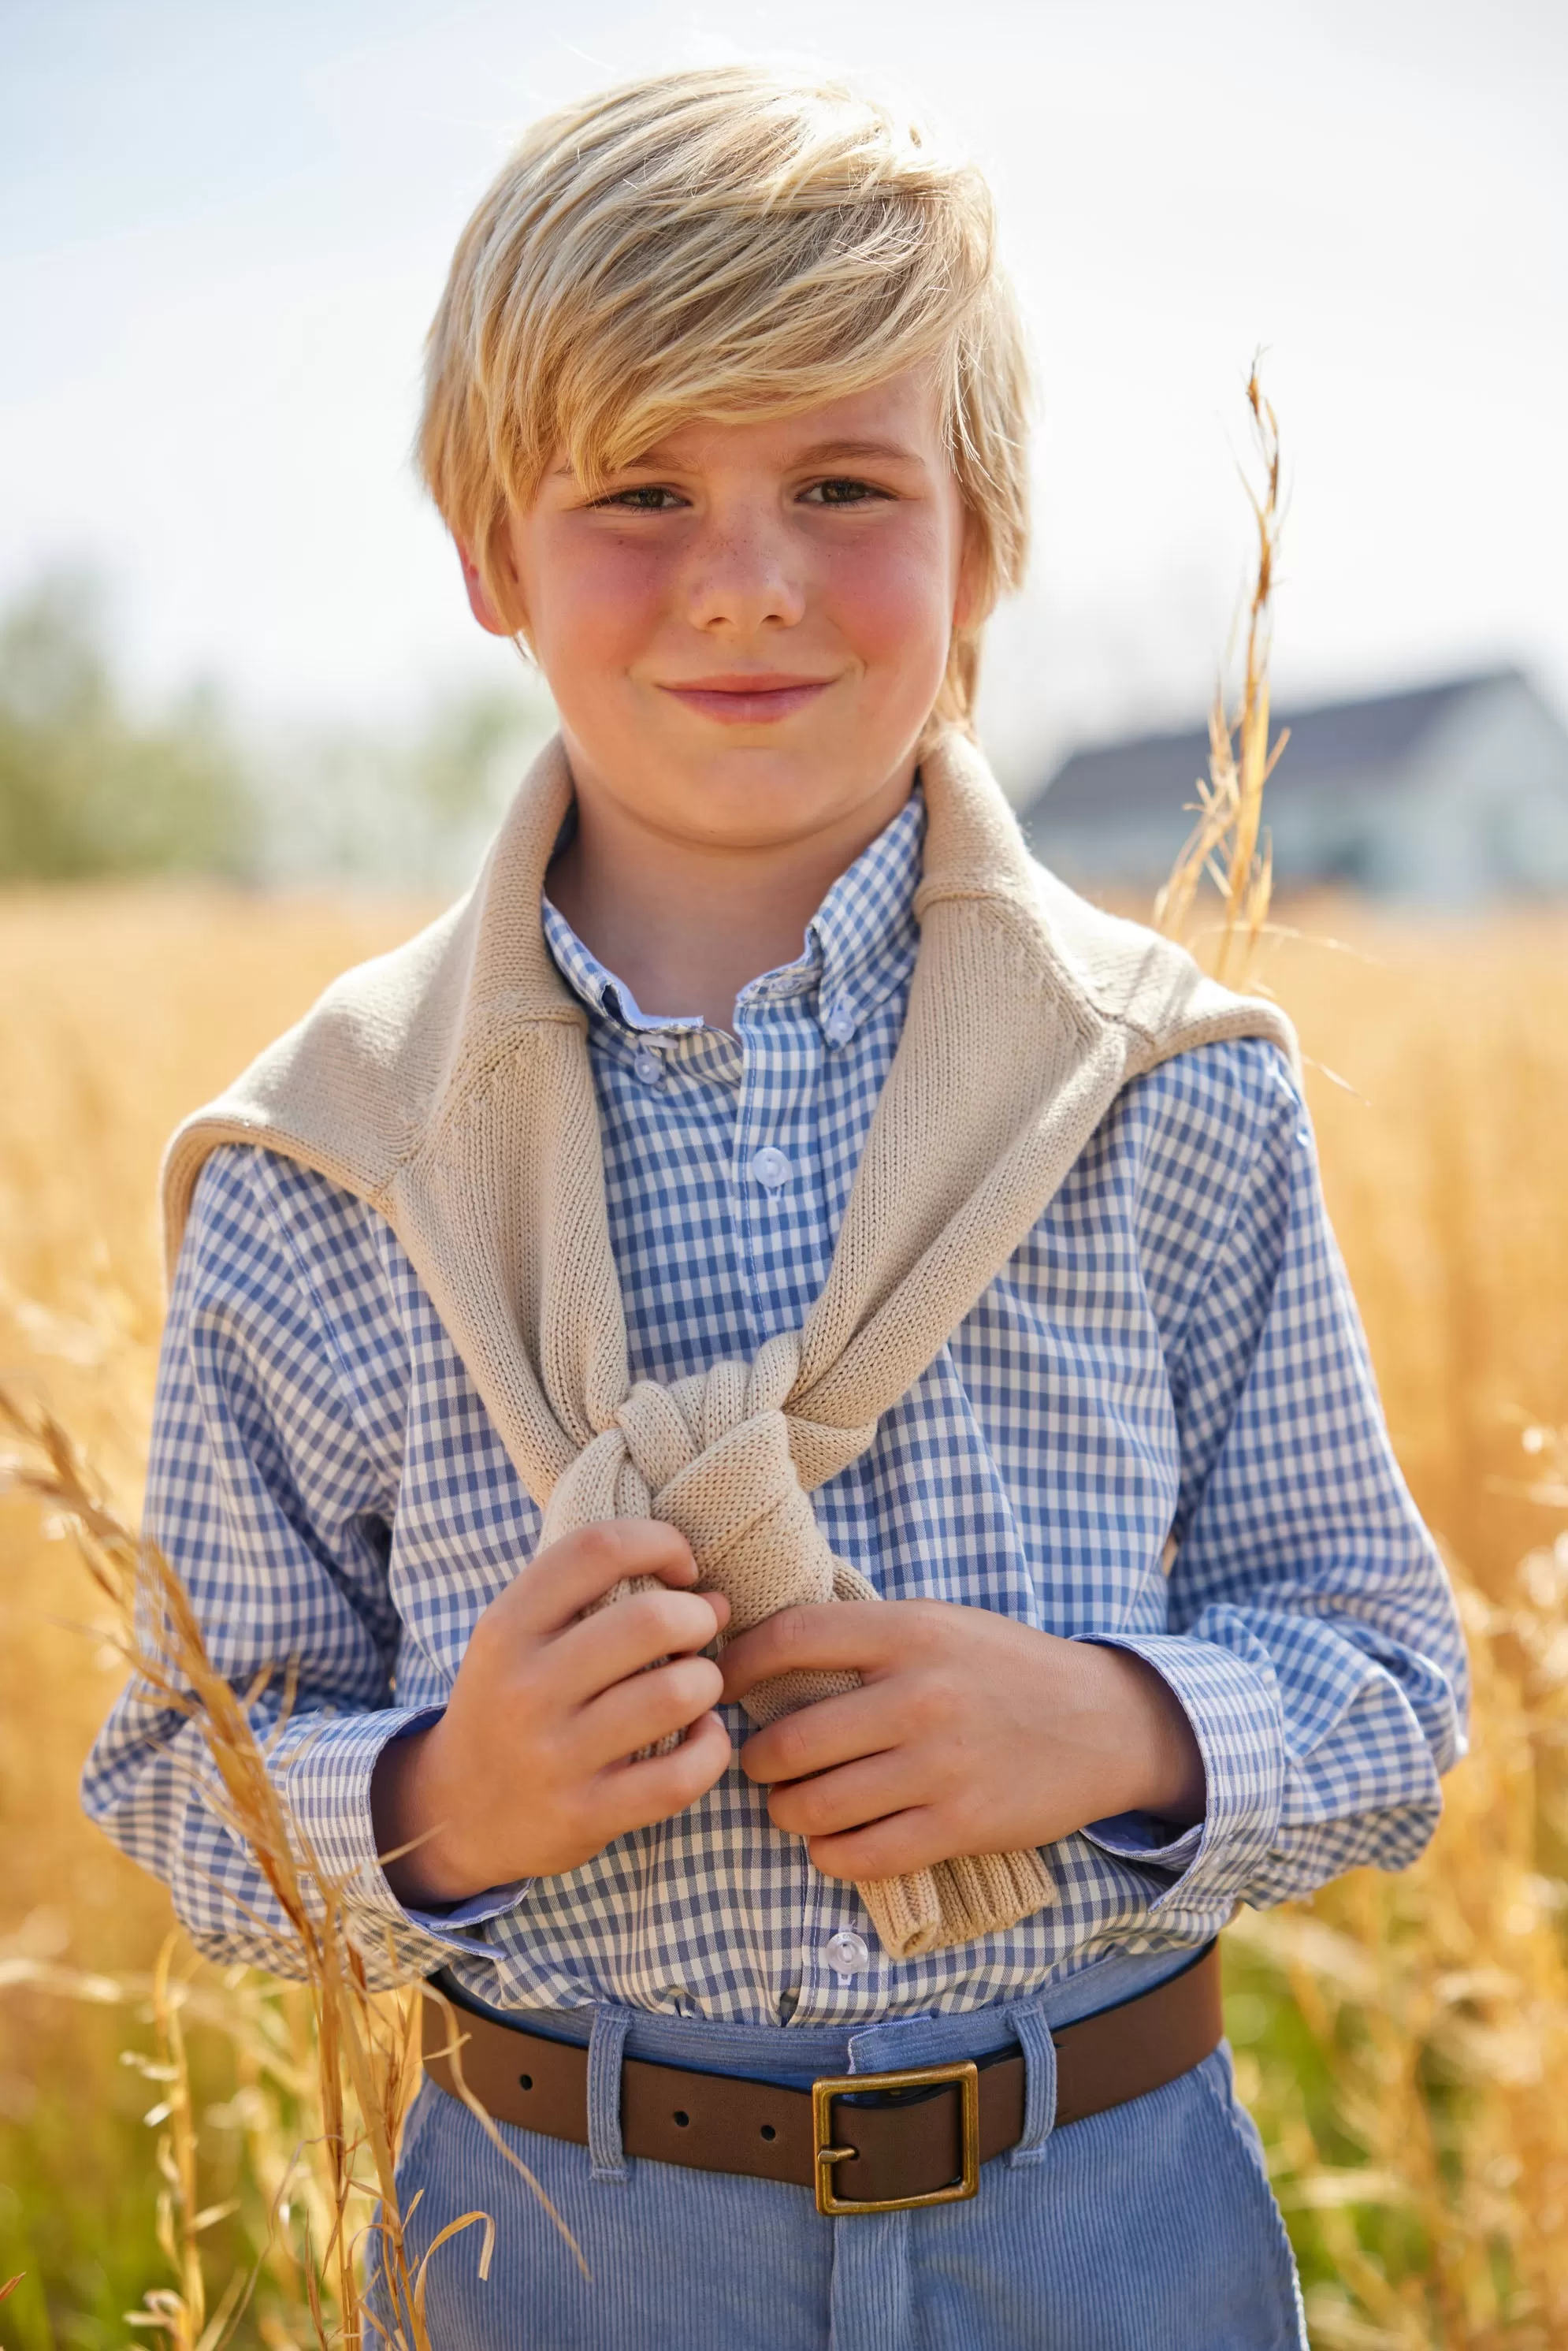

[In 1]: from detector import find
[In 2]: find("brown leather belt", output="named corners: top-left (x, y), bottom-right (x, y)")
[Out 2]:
top-left (421, 1943), bottom-right (1221, 2215)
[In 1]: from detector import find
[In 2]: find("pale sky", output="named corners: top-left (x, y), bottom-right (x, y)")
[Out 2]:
top-left (3, 0), bottom-right (1565, 786)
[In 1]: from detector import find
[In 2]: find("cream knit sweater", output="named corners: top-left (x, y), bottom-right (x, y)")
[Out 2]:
top-left (163, 730), bottom-right (1297, 1959)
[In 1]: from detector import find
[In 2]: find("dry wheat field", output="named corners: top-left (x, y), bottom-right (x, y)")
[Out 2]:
top-left (1, 882), bottom-right (1566, 2347)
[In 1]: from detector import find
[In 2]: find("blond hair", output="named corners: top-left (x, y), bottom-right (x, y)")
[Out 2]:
top-left (418, 65), bottom-right (1031, 729)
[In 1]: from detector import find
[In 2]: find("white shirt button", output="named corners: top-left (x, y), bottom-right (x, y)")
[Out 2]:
top-left (633, 1046), bottom-right (666, 1088)
top-left (823, 1929), bottom-right (871, 1981)
top-left (750, 1145), bottom-right (792, 1191)
top-left (823, 1002), bottom-right (856, 1047)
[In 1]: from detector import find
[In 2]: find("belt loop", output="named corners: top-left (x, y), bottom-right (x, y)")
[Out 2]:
top-left (1005, 2003), bottom-right (1058, 2169)
top-left (587, 2004), bottom-right (634, 2184)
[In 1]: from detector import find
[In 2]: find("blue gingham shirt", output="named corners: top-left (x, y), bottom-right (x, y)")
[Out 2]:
top-left (84, 791), bottom-right (1468, 2023)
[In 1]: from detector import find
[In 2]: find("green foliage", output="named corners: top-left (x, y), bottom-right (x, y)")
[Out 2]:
top-left (267, 678), bottom-right (553, 890)
top-left (0, 578), bottom-right (256, 883)
top-left (407, 686), bottom-right (544, 831)
top-left (0, 1996), bottom-right (267, 2351)
top-left (0, 571), bottom-right (554, 889)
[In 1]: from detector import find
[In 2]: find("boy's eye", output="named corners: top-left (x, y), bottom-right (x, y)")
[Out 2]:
top-left (593, 485), bottom-right (686, 511)
top-left (801, 477), bottom-right (891, 507)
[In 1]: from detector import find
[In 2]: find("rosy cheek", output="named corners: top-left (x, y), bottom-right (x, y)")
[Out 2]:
top-left (817, 526), bottom-right (953, 662)
top-left (533, 530), bottom-right (671, 672)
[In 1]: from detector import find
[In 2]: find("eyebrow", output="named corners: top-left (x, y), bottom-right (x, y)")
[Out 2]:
top-left (782, 438), bottom-right (927, 467)
top-left (552, 436), bottom-right (927, 478)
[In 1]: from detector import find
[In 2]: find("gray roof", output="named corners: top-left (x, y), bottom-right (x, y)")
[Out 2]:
top-left (1026, 667), bottom-right (1525, 825)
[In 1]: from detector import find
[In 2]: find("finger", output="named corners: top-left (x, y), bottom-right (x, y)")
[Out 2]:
top-left (764, 1749), bottom-right (917, 1842)
top-left (575, 1654), bottom-right (726, 1767)
top-left (804, 1806), bottom-right (950, 1884)
top-left (590, 1710), bottom-right (734, 1836)
top-left (548, 1585), bottom-right (725, 1708)
top-left (738, 1681), bottom-right (907, 1786)
top-left (509, 1520), bottom-right (700, 1635)
top-left (719, 1603), bottom-right (895, 1704)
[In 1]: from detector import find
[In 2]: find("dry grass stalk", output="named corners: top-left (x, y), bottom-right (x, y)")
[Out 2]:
top-left (1154, 354), bottom-right (1287, 988)
top-left (1145, 366), bottom-right (1568, 2341)
top-left (121, 1933), bottom-right (247, 2349)
top-left (1229, 1438), bottom-right (1568, 2346)
top-left (0, 1384), bottom-right (560, 2343)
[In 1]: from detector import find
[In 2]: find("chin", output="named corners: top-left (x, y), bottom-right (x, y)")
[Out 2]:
top-left (657, 742), bottom-right (873, 837)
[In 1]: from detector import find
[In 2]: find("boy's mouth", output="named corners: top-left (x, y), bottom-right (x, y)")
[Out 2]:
top-left (658, 673), bottom-right (837, 725)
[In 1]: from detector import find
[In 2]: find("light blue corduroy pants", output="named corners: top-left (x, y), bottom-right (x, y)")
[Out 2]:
top-left (371, 1962), bottom-right (1307, 2349)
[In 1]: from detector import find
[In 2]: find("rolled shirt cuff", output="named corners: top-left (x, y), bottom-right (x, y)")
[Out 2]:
top-left (275, 1704), bottom-right (526, 1951)
top-left (1073, 1628), bottom-right (1287, 1908)
top-left (1082, 1811), bottom-right (1205, 1871)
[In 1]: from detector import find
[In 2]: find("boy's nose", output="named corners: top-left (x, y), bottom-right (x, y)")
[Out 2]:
top-left (682, 523), bottom-right (807, 634)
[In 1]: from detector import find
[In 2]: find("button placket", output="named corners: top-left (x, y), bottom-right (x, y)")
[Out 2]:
top-left (731, 983), bottom-right (834, 1348)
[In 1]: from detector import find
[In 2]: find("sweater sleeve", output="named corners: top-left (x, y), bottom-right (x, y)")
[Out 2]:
top-left (1078, 1045), bottom-right (1469, 1916)
top-left (80, 1148), bottom-right (522, 1985)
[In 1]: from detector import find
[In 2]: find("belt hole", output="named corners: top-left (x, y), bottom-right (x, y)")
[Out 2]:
top-left (760, 2123), bottom-right (776, 2141)
top-left (518, 2074), bottom-right (533, 2091)
top-left (673, 2110), bottom-right (690, 2128)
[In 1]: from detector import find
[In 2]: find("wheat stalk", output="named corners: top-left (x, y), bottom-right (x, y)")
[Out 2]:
top-left (0, 1384), bottom-right (577, 2342)
top-left (1154, 354), bottom-right (1287, 989)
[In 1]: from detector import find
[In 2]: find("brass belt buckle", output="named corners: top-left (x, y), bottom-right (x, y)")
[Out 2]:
top-left (811, 2058), bottom-right (981, 2216)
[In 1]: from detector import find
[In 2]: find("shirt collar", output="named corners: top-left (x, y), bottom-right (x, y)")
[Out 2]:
top-left (540, 896), bottom-right (704, 1036)
top-left (541, 785), bottom-right (925, 1046)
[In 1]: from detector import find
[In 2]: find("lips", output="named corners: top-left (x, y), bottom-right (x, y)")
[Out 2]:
top-left (658, 675), bottom-right (836, 725)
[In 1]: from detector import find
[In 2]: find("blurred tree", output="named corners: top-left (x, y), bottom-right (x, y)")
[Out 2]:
top-left (0, 571), bottom-right (553, 889)
top-left (261, 676), bottom-right (555, 890)
top-left (0, 575), bottom-right (256, 881)
top-left (407, 686), bottom-right (542, 830)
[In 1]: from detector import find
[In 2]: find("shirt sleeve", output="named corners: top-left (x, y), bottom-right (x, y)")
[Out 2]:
top-left (80, 1146), bottom-right (523, 1985)
top-left (1078, 1043), bottom-right (1469, 1918)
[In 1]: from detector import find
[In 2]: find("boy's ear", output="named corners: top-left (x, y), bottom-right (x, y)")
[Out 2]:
top-left (950, 510), bottom-right (984, 635)
top-left (456, 539), bottom-right (515, 638)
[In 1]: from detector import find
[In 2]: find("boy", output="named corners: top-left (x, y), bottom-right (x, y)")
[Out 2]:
top-left (86, 65), bottom-right (1466, 2349)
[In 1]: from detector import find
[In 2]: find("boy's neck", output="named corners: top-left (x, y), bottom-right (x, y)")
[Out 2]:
top-left (545, 757), bottom-right (918, 1034)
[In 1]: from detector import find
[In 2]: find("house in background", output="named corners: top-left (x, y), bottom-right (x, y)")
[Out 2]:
top-left (1018, 668), bottom-right (1568, 904)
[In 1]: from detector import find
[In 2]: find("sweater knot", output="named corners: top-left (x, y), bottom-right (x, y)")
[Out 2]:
top-left (540, 1329), bottom-right (877, 1646)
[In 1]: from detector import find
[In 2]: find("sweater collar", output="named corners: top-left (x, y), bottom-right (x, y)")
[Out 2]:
top-left (438, 726), bottom-right (1051, 1045)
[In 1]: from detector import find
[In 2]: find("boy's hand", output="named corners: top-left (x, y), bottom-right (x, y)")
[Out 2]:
top-left (720, 1601), bottom-right (1205, 1884)
top-left (372, 1521), bottom-right (732, 1906)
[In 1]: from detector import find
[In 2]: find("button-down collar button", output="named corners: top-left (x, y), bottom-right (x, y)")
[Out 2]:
top-left (823, 1929), bottom-right (871, 1981)
top-left (823, 1002), bottom-right (856, 1047)
top-left (633, 1045), bottom-right (666, 1088)
top-left (749, 1144), bottom-right (792, 1192)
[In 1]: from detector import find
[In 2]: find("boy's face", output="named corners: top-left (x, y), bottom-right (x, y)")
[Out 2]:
top-left (466, 366), bottom-right (975, 854)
